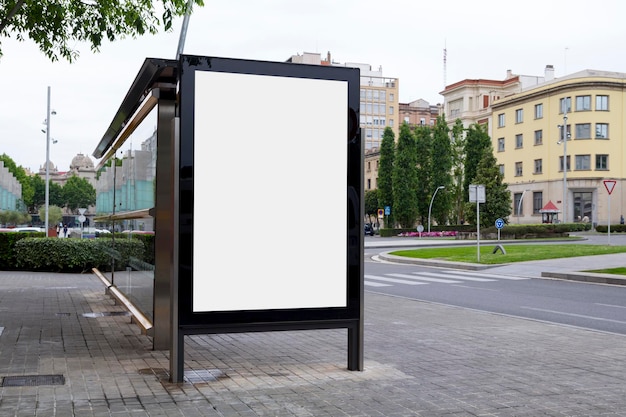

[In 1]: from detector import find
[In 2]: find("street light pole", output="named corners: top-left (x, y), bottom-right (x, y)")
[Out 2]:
top-left (428, 186), bottom-right (445, 233)
top-left (517, 189), bottom-right (530, 224)
top-left (44, 86), bottom-right (51, 237)
top-left (562, 108), bottom-right (568, 224)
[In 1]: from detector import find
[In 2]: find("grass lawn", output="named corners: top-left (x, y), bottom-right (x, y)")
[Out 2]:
top-left (389, 244), bottom-right (626, 265)
top-left (584, 267), bottom-right (626, 276)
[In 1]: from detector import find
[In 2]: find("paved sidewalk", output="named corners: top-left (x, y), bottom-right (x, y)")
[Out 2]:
top-left (1, 270), bottom-right (626, 416)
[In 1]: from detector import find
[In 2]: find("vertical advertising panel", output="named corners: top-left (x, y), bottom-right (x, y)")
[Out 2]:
top-left (178, 55), bottom-right (361, 329)
top-left (192, 71), bottom-right (347, 311)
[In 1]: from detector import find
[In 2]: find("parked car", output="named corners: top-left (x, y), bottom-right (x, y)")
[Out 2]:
top-left (364, 223), bottom-right (375, 236)
top-left (121, 230), bottom-right (155, 235)
top-left (10, 227), bottom-right (44, 233)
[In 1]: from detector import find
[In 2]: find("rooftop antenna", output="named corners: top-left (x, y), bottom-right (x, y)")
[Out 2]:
top-left (443, 40), bottom-right (447, 89)
top-left (176, 0), bottom-right (194, 59)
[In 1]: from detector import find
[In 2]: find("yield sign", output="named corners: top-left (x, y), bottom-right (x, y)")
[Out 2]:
top-left (604, 179), bottom-right (617, 195)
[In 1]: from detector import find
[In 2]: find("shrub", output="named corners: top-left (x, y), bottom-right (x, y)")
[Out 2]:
top-left (14, 237), bottom-right (145, 273)
top-left (0, 232), bottom-right (45, 270)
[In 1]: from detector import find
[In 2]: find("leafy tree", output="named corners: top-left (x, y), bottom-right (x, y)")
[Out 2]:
top-left (392, 123), bottom-right (418, 228)
top-left (414, 125), bottom-right (432, 225)
top-left (450, 119), bottom-right (466, 224)
top-left (0, 210), bottom-right (30, 226)
top-left (0, 0), bottom-right (204, 62)
top-left (364, 189), bottom-right (380, 227)
top-left (377, 127), bottom-right (395, 228)
top-left (465, 143), bottom-right (511, 228)
top-left (49, 181), bottom-right (64, 208)
top-left (430, 115), bottom-right (453, 226)
top-left (463, 123), bottom-right (491, 202)
top-left (29, 174), bottom-right (45, 212)
top-left (0, 153), bottom-right (33, 210)
top-left (62, 175), bottom-right (96, 213)
top-left (38, 204), bottom-right (62, 229)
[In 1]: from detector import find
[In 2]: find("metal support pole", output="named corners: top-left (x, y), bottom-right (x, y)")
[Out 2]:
top-left (428, 186), bottom-right (444, 233)
top-left (45, 86), bottom-right (51, 237)
top-left (562, 109), bottom-right (568, 223)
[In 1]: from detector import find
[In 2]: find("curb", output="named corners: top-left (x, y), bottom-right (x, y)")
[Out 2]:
top-left (542, 271), bottom-right (626, 285)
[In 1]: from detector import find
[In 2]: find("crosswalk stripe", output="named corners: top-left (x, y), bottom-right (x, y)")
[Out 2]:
top-left (416, 271), bottom-right (495, 282)
top-left (364, 281), bottom-right (392, 287)
top-left (364, 274), bottom-right (428, 285)
top-left (444, 270), bottom-right (529, 280)
top-left (387, 273), bottom-right (461, 284)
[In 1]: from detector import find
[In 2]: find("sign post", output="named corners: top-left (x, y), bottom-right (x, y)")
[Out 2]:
top-left (604, 180), bottom-right (616, 245)
top-left (469, 184), bottom-right (486, 262)
top-left (78, 208), bottom-right (87, 239)
top-left (495, 218), bottom-right (505, 241)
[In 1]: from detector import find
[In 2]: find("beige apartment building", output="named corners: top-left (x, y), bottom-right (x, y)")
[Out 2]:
top-left (440, 66), bottom-right (556, 136)
top-left (491, 69), bottom-right (626, 226)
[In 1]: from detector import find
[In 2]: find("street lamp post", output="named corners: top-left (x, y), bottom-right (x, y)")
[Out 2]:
top-left (428, 186), bottom-right (445, 233)
top-left (44, 86), bottom-right (52, 237)
top-left (558, 107), bottom-right (569, 223)
top-left (517, 189), bottom-right (530, 224)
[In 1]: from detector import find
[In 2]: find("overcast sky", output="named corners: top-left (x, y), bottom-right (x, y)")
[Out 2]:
top-left (2, 0), bottom-right (625, 172)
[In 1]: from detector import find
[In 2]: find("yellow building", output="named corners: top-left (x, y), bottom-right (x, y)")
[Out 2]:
top-left (491, 69), bottom-right (626, 226)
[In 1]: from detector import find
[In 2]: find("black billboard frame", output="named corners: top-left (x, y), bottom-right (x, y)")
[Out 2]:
top-left (174, 55), bottom-right (363, 382)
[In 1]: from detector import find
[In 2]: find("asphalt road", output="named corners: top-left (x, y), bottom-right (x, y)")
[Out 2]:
top-left (364, 233), bottom-right (626, 335)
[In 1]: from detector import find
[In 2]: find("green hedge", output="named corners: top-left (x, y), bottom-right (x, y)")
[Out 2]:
top-left (14, 237), bottom-right (145, 273)
top-left (0, 232), bottom-right (45, 270)
top-left (380, 223), bottom-right (592, 238)
top-left (596, 225), bottom-right (626, 233)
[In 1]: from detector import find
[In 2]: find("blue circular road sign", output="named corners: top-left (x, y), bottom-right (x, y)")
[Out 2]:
top-left (495, 218), bottom-right (505, 229)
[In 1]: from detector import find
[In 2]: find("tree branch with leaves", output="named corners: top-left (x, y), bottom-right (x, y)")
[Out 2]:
top-left (0, 0), bottom-right (204, 62)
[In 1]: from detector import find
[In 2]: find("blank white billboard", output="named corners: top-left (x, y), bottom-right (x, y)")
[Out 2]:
top-left (192, 70), bottom-right (348, 312)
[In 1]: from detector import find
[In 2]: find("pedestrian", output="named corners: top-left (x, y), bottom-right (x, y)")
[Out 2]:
top-left (63, 224), bottom-right (68, 238)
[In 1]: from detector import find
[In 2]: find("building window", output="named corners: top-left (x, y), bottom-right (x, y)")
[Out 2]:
top-left (420, 118), bottom-right (426, 125)
top-left (575, 123), bottom-right (591, 139)
top-left (513, 192), bottom-right (523, 215)
top-left (534, 130), bottom-right (543, 145)
top-left (515, 162), bottom-right (523, 177)
top-left (389, 106), bottom-right (394, 115)
top-left (403, 116), bottom-right (410, 123)
top-left (497, 137), bottom-right (505, 152)
top-left (575, 95), bottom-right (591, 111)
top-left (534, 159), bottom-right (542, 174)
top-left (389, 93), bottom-right (394, 102)
top-left (515, 109), bottom-right (523, 123)
top-left (596, 123), bottom-right (609, 139)
top-left (575, 154), bottom-right (591, 170)
top-left (367, 178), bottom-right (371, 189)
top-left (534, 103), bottom-right (543, 119)
top-left (449, 99), bottom-right (462, 118)
top-left (389, 119), bottom-right (394, 127)
top-left (515, 134), bottom-right (523, 148)
top-left (499, 164), bottom-right (505, 176)
top-left (559, 155), bottom-right (571, 171)
top-left (596, 95), bottom-right (609, 111)
top-left (498, 113), bottom-right (505, 127)
top-left (367, 161), bottom-right (371, 172)
top-left (560, 97), bottom-right (571, 113)
top-left (533, 192), bottom-right (543, 214)
top-left (596, 154), bottom-right (608, 170)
